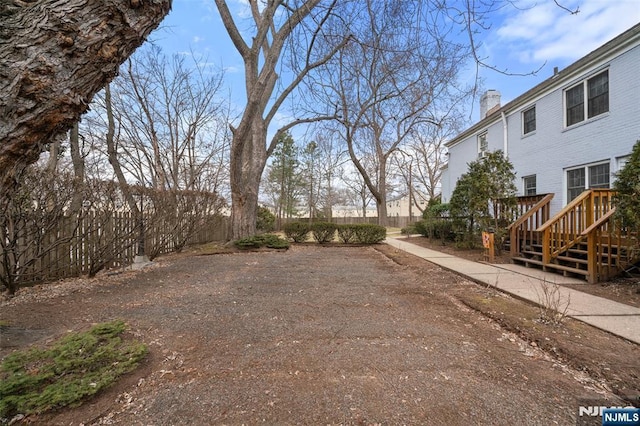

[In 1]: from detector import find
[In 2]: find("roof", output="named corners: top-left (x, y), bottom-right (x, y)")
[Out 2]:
top-left (445, 22), bottom-right (640, 148)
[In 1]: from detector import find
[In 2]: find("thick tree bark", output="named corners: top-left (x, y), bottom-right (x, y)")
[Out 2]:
top-left (0, 0), bottom-right (172, 195)
top-left (68, 122), bottom-right (85, 214)
top-left (229, 116), bottom-right (267, 239)
top-left (216, 0), bottom-right (344, 240)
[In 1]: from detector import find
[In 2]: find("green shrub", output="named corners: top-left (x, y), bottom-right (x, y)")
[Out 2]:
top-left (310, 222), bottom-right (337, 243)
top-left (336, 224), bottom-right (357, 243)
top-left (422, 201), bottom-right (450, 220)
top-left (414, 220), bottom-right (428, 237)
top-left (262, 234), bottom-right (290, 249)
top-left (256, 207), bottom-right (276, 232)
top-left (433, 220), bottom-right (454, 240)
top-left (415, 218), bottom-right (455, 241)
top-left (401, 224), bottom-right (418, 235)
top-left (234, 236), bottom-right (262, 249)
top-left (614, 140), bottom-right (640, 234)
top-left (0, 320), bottom-right (147, 418)
top-left (283, 222), bottom-right (310, 242)
top-left (233, 234), bottom-right (289, 250)
top-left (353, 223), bottom-right (386, 244)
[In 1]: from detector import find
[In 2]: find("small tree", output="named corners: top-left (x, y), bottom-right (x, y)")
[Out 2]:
top-left (614, 140), bottom-right (640, 234)
top-left (256, 207), bottom-right (276, 233)
top-left (449, 150), bottom-right (517, 249)
top-left (264, 133), bottom-right (305, 226)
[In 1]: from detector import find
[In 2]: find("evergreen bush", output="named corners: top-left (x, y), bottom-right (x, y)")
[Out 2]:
top-left (234, 234), bottom-right (289, 250)
top-left (401, 223), bottom-right (418, 235)
top-left (415, 218), bottom-right (454, 241)
top-left (336, 224), bottom-right (357, 243)
top-left (614, 140), bottom-right (640, 234)
top-left (310, 222), bottom-right (337, 243)
top-left (353, 223), bottom-right (386, 244)
top-left (256, 207), bottom-right (276, 232)
top-left (283, 222), bottom-right (310, 242)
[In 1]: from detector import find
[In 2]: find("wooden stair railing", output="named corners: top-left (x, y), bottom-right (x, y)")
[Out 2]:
top-left (508, 194), bottom-right (554, 257)
top-left (581, 207), bottom-right (639, 283)
top-left (536, 189), bottom-right (616, 265)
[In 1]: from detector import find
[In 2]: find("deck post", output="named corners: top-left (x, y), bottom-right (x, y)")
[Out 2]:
top-left (541, 228), bottom-right (550, 265)
top-left (586, 232), bottom-right (597, 283)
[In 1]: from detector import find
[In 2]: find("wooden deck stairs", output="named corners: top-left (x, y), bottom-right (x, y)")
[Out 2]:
top-left (504, 189), bottom-right (639, 283)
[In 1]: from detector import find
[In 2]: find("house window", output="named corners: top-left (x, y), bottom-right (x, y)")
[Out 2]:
top-left (523, 175), bottom-right (536, 196)
top-left (566, 84), bottom-right (584, 126)
top-left (477, 132), bottom-right (488, 157)
top-left (589, 163), bottom-right (610, 188)
top-left (522, 106), bottom-right (536, 134)
top-left (567, 168), bottom-right (585, 201)
top-left (566, 162), bottom-right (610, 201)
top-left (617, 155), bottom-right (630, 173)
top-left (588, 70), bottom-right (609, 118)
top-left (565, 70), bottom-right (609, 127)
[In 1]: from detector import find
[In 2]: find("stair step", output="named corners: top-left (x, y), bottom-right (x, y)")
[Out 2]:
top-left (567, 248), bottom-right (588, 256)
top-left (546, 263), bottom-right (589, 276)
top-left (522, 244), bottom-right (543, 250)
top-left (566, 249), bottom-right (620, 260)
top-left (546, 263), bottom-right (589, 277)
top-left (512, 257), bottom-right (543, 267)
top-left (556, 255), bottom-right (588, 265)
top-left (512, 256), bottom-right (589, 277)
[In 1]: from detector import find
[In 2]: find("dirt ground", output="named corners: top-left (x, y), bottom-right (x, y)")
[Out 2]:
top-left (1, 244), bottom-right (639, 425)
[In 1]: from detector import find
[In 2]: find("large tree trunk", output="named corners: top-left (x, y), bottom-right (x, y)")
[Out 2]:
top-left (376, 158), bottom-right (389, 227)
top-left (229, 118), bottom-right (267, 239)
top-left (0, 0), bottom-right (172, 195)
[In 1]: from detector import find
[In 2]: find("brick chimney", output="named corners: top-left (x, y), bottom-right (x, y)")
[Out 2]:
top-left (480, 90), bottom-right (501, 119)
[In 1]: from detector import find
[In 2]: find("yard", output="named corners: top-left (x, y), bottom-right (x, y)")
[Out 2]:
top-left (1, 244), bottom-right (638, 425)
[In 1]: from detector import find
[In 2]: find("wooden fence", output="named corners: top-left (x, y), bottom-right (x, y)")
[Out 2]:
top-left (1, 210), bottom-right (227, 289)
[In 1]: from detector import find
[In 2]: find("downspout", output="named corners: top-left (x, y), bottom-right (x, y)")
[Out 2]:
top-left (501, 111), bottom-right (508, 157)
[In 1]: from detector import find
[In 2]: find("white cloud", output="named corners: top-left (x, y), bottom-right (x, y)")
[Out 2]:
top-left (193, 35), bottom-right (204, 43)
top-left (224, 65), bottom-right (241, 74)
top-left (495, 0), bottom-right (640, 64)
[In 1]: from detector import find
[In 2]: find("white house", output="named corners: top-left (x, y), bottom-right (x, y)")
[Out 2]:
top-left (441, 23), bottom-right (640, 216)
top-left (386, 192), bottom-right (429, 220)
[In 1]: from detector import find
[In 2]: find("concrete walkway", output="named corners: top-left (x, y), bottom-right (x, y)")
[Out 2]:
top-left (384, 237), bottom-right (640, 345)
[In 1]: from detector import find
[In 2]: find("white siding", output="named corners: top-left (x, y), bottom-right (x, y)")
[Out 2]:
top-left (442, 40), bottom-right (640, 216)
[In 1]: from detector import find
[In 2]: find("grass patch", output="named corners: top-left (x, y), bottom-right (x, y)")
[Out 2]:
top-left (0, 320), bottom-right (147, 419)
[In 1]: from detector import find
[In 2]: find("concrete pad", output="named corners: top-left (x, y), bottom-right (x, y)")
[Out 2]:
top-left (492, 264), bottom-right (586, 285)
top-left (466, 272), bottom-right (535, 289)
top-left (428, 258), bottom-right (501, 274)
top-left (560, 289), bottom-right (640, 316)
top-left (384, 238), bottom-right (640, 345)
top-left (572, 315), bottom-right (640, 344)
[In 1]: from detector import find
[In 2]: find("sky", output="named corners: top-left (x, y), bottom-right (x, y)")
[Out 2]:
top-left (150, 0), bottom-right (640, 125)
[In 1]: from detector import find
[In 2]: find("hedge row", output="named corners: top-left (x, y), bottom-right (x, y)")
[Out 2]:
top-left (283, 222), bottom-right (386, 244)
top-left (234, 234), bottom-right (290, 250)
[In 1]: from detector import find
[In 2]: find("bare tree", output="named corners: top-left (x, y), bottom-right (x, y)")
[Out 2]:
top-left (307, 131), bottom-right (348, 219)
top-left (0, 0), bottom-right (171, 195)
top-left (109, 46), bottom-right (230, 193)
top-left (214, 0), bottom-right (350, 239)
top-left (391, 113), bottom-right (467, 216)
top-left (342, 159), bottom-right (377, 219)
top-left (319, 1), bottom-right (471, 226)
top-left (84, 46), bottom-right (230, 255)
